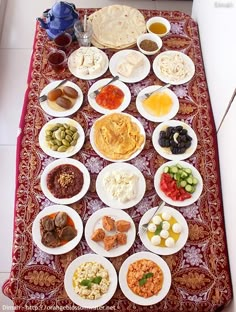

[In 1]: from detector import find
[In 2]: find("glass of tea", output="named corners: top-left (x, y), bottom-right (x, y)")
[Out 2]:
top-left (54, 32), bottom-right (72, 51)
top-left (48, 50), bottom-right (67, 73)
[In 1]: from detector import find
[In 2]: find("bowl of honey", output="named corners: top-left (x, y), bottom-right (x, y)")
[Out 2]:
top-left (146, 17), bottom-right (171, 37)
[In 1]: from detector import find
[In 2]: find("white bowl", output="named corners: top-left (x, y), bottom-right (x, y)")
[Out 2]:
top-left (146, 16), bottom-right (171, 37)
top-left (137, 33), bottom-right (163, 56)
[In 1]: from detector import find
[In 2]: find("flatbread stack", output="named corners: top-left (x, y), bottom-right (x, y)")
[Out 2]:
top-left (88, 5), bottom-right (146, 49)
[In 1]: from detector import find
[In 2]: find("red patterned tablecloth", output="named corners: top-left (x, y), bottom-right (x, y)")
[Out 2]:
top-left (2, 8), bottom-right (233, 312)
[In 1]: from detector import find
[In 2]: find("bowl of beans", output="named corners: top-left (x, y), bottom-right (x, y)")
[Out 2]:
top-left (137, 33), bottom-right (163, 56)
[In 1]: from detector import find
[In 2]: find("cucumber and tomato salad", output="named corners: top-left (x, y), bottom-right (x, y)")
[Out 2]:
top-left (160, 164), bottom-right (199, 201)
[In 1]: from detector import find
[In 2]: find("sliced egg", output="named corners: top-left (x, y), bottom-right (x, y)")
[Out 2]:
top-left (147, 223), bottom-right (157, 233)
top-left (172, 223), bottom-right (182, 233)
top-left (162, 212), bottom-right (171, 221)
top-left (160, 229), bottom-right (169, 239)
top-left (151, 235), bottom-right (161, 246)
top-left (165, 237), bottom-right (175, 247)
top-left (152, 215), bottom-right (162, 225)
top-left (162, 221), bottom-right (170, 230)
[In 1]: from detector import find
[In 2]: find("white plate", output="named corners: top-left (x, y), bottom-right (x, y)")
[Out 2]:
top-left (40, 80), bottom-right (83, 117)
top-left (90, 112), bottom-right (146, 162)
top-left (68, 47), bottom-right (109, 80)
top-left (85, 207), bottom-right (136, 257)
top-left (152, 120), bottom-right (198, 160)
top-left (96, 163), bottom-right (146, 209)
top-left (88, 78), bottom-right (131, 114)
top-left (119, 251), bottom-right (171, 306)
top-left (40, 158), bottom-right (90, 205)
top-left (64, 253), bottom-right (117, 308)
top-left (109, 49), bottom-right (150, 83)
top-left (32, 205), bottom-right (83, 255)
top-left (139, 206), bottom-right (188, 255)
top-left (39, 117), bottom-right (85, 158)
top-left (136, 85), bottom-right (179, 122)
top-left (154, 160), bottom-right (203, 207)
top-left (153, 51), bottom-right (195, 85)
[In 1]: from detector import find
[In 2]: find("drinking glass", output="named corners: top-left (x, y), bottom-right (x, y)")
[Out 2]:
top-left (74, 21), bottom-right (93, 47)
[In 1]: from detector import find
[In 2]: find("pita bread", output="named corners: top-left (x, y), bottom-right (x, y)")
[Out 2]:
top-left (88, 5), bottom-right (146, 49)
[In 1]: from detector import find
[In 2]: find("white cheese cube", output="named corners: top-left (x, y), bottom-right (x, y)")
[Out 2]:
top-left (125, 51), bottom-right (143, 67)
top-left (83, 54), bottom-right (94, 67)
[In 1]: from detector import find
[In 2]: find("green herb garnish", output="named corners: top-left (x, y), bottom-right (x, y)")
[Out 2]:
top-left (80, 279), bottom-right (92, 289)
top-left (91, 276), bottom-right (102, 284)
top-left (154, 222), bottom-right (163, 235)
top-left (80, 276), bottom-right (102, 289)
top-left (138, 272), bottom-right (154, 286)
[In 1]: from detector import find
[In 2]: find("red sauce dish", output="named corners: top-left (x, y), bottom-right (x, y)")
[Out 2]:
top-left (96, 85), bottom-right (125, 110)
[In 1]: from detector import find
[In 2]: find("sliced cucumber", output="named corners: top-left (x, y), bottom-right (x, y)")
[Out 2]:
top-left (187, 177), bottom-right (193, 185)
top-left (163, 166), bottom-right (169, 173)
top-left (180, 180), bottom-right (187, 187)
top-left (170, 166), bottom-right (178, 174)
top-left (163, 163), bottom-right (199, 194)
top-left (185, 184), bottom-right (193, 193)
top-left (184, 168), bottom-right (192, 174)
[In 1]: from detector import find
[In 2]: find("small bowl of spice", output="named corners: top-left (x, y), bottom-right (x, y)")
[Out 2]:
top-left (137, 33), bottom-right (163, 56)
top-left (146, 16), bottom-right (171, 38)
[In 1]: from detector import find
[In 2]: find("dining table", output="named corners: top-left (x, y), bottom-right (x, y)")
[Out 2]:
top-left (2, 7), bottom-right (233, 312)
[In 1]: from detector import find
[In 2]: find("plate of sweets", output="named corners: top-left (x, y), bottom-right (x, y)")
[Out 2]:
top-left (39, 80), bottom-right (83, 117)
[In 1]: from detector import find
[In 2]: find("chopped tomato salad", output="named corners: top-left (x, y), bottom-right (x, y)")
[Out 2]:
top-left (96, 85), bottom-right (124, 109)
top-left (160, 173), bottom-right (192, 201)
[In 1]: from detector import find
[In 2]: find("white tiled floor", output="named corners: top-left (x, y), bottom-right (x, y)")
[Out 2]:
top-left (0, 1), bottom-right (234, 311)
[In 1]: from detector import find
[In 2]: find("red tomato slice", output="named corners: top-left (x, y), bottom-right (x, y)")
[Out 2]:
top-left (160, 173), bottom-right (192, 201)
